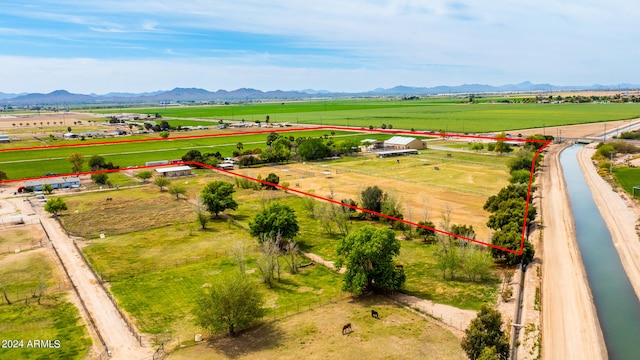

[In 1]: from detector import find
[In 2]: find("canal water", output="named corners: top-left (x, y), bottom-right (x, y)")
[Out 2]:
top-left (561, 144), bottom-right (640, 359)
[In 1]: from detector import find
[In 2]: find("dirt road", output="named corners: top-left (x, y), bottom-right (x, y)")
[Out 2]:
top-left (38, 214), bottom-right (153, 359)
top-left (540, 145), bottom-right (607, 360)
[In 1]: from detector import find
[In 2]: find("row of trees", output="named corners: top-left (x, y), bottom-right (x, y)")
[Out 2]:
top-left (484, 146), bottom-right (541, 265)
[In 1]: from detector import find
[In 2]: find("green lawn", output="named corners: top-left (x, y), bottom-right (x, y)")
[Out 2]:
top-left (613, 167), bottom-right (640, 196)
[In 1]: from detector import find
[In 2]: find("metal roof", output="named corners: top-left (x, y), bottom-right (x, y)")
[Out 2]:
top-left (384, 136), bottom-right (418, 146)
top-left (24, 176), bottom-right (80, 187)
top-left (154, 166), bottom-right (193, 173)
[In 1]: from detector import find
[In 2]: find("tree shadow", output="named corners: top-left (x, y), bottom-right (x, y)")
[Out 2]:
top-left (203, 322), bottom-right (283, 358)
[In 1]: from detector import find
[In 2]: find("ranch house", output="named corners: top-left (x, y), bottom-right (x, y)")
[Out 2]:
top-left (383, 136), bottom-right (425, 150)
top-left (24, 176), bottom-right (81, 191)
top-left (154, 166), bottom-right (193, 178)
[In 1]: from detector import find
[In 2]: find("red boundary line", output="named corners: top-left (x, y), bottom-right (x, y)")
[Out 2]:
top-left (0, 126), bottom-right (551, 255)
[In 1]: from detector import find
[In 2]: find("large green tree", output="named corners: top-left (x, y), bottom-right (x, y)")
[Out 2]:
top-left (249, 203), bottom-right (299, 241)
top-left (360, 185), bottom-right (384, 217)
top-left (200, 180), bottom-right (238, 217)
top-left (193, 273), bottom-right (264, 337)
top-left (91, 173), bottom-right (109, 185)
top-left (296, 138), bottom-right (329, 160)
top-left (67, 152), bottom-right (84, 173)
top-left (461, 304), bottom-right (509, 360)
top-left (44, 197), bottom-right (68, 216)
top-left (88, 155), bottom-right (106, 170)
top-left (335, 226), bottom-right (405, 295)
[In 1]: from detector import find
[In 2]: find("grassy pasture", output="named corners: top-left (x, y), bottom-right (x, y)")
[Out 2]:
top-left (398, 240), bottom-right (499, 309)
top-left (167, 295), bottom-right (466, 360)
top-left (93, 100), bottom-right (640, 133)
top-left (0, 227), bottom-right (91, 360)
top-left (0, 295), bottom-right (92, 360)
top-left (61, 186), bottom-right (197, 238)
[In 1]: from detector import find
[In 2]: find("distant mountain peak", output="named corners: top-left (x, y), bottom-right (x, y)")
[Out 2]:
top-left (1, 82), bottom-right (639, 106)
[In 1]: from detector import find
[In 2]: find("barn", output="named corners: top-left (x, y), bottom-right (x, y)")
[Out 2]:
top-left (384, 136), bottom-right (425, 150)
top-left (154, 166), bottom-right (193, 178)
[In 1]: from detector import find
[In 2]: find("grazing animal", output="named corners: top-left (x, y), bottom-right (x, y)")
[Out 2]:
top-left (342, 323), bottom-right (352, 335)
top-left (434, 166), bottom-right (440, 170)
top-left (106, 198), bottom-right (113, 202)
top-left (395, 264), bottom-right (404, 269)
top-left (371, 310), bottom-right (379, 319)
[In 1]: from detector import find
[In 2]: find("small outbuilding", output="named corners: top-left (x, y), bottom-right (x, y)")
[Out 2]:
top-left (0, 134), bottom-right (9, 143)
top-left (154, 166), bottom-right (193, 178)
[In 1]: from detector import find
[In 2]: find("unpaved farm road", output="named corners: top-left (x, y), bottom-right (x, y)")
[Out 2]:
top-left (38, 214), bottom-right (153, 359)
top-left (541, 145), bottom-right (607, 360)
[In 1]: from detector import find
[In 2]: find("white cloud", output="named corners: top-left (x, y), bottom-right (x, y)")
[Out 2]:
top-left (1, 1), bottom-right (640, 92)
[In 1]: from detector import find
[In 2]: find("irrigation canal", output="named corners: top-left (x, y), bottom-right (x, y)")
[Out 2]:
top-left (561, 144), bottom-right (640, 359)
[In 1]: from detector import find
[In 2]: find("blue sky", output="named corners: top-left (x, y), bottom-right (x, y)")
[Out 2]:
top-left (1, 0), bottom-right (639, 94)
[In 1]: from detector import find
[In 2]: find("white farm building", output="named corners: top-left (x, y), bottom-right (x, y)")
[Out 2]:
top-left (383, 136), bottom-right (425, 150)
top-left (154, 166), bottom-right (193, 178)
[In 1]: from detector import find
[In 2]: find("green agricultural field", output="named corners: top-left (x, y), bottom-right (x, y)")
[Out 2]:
top-left (0, 129), bottom-right (373, 180)
top-left (613, 167), bottom-right (640, 196)
top-left (91, 100), bottom-right (640, 133)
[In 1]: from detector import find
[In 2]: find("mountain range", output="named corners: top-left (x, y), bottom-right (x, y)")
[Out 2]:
top-left (1, 81), bottom-right (638, 106)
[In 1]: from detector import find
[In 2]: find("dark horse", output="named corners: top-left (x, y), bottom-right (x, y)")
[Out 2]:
top-left (342, 323), bottom-right (352, 335)
top-left (371, 310), bottom-right (379, 319)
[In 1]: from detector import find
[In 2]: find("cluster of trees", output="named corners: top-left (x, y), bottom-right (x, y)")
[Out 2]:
top-left (235, 133), bottom-right (360, 167)
top-left (432, 210), bottom-right (493, 282)
top-left (523, 94), bottom-right (640, 103)
top-left (248, 203), bottom-right (301, 287)
top-left (88, 155), bottom-right (119, 171)
top-left (182, 149), bottom-right (224, 167)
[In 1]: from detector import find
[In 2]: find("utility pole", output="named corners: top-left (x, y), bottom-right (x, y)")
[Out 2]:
top-left (610, 151), bottom-right (614, 175)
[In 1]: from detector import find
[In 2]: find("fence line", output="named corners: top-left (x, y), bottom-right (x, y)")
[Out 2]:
top-left (40, 219), bottom-right (111, 357)
top-left (0, 282), bottom-right (72, 305)
top-left (2, 240), bottom-right (48, 255)
top-left (68, 233), bottom-right (145, 347)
